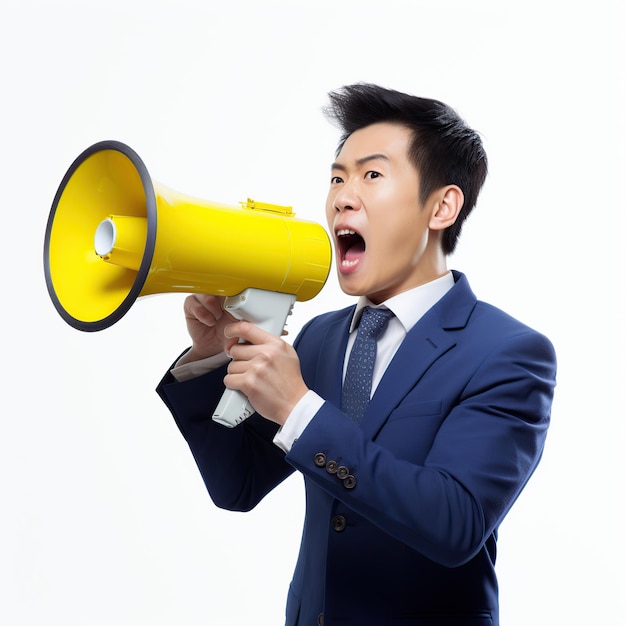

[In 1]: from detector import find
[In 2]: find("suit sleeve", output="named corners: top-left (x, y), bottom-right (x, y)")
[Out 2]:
top-left (285, 329), bottom-right (556, 567)
top-left (156, 361), bottom-right (295, 512)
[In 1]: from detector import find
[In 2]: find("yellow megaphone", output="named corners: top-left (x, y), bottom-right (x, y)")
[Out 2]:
top-left (44, 140), bottom-right (332, 427)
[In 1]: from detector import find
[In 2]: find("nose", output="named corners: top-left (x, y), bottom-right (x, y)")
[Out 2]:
top-left (332, 182), bottom-right (362, 212)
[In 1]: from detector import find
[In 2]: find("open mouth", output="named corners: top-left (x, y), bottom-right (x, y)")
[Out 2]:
top-left (336, 228), bottom-right (366, 269)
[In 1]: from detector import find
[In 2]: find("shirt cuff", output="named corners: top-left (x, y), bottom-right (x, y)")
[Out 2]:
top-left (171, 351), bottom-right (230, 382)
top-left (273, 390), bottom-right (325, 453)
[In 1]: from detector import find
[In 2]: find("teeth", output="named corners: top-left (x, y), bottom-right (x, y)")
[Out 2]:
top-left (341, 259), bottom-right (359, 268)
top-left (336, 229), bottom-right (356, 237)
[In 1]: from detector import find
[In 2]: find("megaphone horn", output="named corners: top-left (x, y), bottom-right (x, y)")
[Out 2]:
top-left (43, 140), bottom-right (332, 427)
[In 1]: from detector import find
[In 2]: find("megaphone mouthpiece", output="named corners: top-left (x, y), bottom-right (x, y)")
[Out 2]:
top-left (94, 218), bottom-right (116, 257)
top-left (94, 215), bottom-right (148, 272)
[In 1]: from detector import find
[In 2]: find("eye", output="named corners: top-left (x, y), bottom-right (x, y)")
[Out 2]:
top-left (331, 175), bottom-right (344, 184)
top-left (365, 171), bottom-right (381, 180)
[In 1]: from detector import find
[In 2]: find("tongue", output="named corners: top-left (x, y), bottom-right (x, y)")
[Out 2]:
top-left (344, 239), bottom-right (365, 262)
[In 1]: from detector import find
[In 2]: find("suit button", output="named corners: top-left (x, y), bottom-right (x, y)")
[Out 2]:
top-left (343, 474), bottom-right (357, 489)
top-left (326, 460), bottom-right (338, 474)
top-left (337, 465), bottom-right (350, 480)
top-left (317, 612), bottom-right (324, 626)
top-left (314, 453), bottom-right (327, 467)
top-left (332, 515), bottom-right (347, 532)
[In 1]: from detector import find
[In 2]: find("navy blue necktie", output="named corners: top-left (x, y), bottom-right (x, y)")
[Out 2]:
top-left (341, 307), bottom-right (394, 423)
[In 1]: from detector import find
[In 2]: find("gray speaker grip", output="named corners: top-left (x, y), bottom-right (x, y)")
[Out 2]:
top-left (211, 288), bottom-right (296, 428)
top-left (212, 388), bottom-right (255, 428)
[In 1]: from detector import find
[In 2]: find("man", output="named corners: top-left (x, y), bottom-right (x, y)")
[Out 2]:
top-left (157, 83), bottom-right (557, 625)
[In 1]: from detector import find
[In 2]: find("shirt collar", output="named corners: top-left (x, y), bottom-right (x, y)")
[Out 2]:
top-left (349, 271), bottom-right (455, 333)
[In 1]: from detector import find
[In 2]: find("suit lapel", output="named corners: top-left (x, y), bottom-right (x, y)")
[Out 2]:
top-left (361, 271), bottom-right (477, 440)
top-left (360, 324), bottom-right (455, 440)
top-left (313, 311), bottom-right (353, 406)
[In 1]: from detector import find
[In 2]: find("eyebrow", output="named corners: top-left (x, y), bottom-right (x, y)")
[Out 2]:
top-left (331, 153), bottom-right (390, 171)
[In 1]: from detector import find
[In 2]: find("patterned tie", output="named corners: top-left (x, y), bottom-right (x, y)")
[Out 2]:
top-left (341, 306), bottom-right (394, 423)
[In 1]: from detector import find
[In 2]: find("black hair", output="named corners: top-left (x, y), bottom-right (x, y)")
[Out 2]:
top-left (324, 83), bottom-right (488, 254)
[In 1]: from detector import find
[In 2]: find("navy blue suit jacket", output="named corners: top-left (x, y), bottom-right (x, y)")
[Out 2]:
top-left (157, 272), bottom-right (556, 626)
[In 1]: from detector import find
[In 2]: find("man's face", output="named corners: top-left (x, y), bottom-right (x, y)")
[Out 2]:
top-left (326, 122), bottom-right (439, 303)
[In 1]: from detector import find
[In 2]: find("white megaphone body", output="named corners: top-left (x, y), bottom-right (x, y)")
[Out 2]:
top-left (43, 141), bottom-right (332, 427)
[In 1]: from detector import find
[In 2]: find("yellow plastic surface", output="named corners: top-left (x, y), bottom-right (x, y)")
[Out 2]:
top-left (45, 144), bottom-right (331, 328)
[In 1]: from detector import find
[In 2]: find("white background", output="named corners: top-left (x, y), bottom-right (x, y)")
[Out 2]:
top-left (1, 1), bottom-right (624, 624)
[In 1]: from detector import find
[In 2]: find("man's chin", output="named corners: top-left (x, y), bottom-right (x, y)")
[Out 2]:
top-left (337, 273), bottom-right (366, 297)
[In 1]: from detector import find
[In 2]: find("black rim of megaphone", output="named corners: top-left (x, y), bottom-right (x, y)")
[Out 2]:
top-left (43, 140), bottom-right (157, 332)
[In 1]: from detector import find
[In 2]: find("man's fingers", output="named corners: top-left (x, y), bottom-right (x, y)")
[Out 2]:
top-left (185, 294), bottom-right (225, 326)
top-left (224, 320), bottom-right (273, 343)
top-left (224, 322), bottom-right (280, 360)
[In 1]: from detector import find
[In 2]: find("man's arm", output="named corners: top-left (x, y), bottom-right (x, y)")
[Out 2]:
top-left (156, 292), bottom-right (297, 511)
top-left (157, 364), bottom-right (295, 511)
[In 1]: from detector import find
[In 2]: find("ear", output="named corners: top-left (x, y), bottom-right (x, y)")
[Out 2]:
top-left (428, 185), bottom-right (464, 231)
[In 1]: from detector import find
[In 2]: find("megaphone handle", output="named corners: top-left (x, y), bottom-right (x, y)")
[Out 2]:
top-left (211, 288), bottom-right (297, 428)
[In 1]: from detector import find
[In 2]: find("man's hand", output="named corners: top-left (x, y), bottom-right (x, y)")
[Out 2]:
top-left (223, 321), bottom-right (309, 426)
top-left (178, 294), bottom-right (238, 365)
